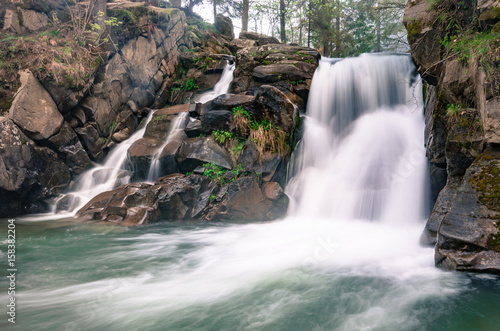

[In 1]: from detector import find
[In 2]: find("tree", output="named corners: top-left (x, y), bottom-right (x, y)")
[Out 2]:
top-left (280, 0), bottom-right (286, 42)
top-left (242, 0), bottom-right (249, 31)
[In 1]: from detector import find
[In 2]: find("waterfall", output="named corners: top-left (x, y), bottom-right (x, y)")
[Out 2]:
top-left (195, 61), bottom-right (235, 103)
top-left (55, 112), bottom-right (156, 213)
top-left (287, 54), bottom-right (427, 223)
top-left (146, 112), bottom-right (188, 182)
top-left (50, 61), bottom-right (236, 215)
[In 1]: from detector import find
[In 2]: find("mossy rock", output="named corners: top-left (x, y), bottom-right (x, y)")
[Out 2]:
top-left (479, 7), bottom-right (500, 21)
top-left (492, 21), bottom-right (500, 34)
top-left (469, 154), bottom-right (500, 212)
top-left (407, 20), bottom-right (423, 45)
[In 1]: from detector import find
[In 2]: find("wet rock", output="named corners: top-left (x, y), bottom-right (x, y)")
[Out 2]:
top-left (76, 183), bottom-right (159, 225)
top-left (254, 85), bottom-right (296, 132)
top-left (434, 150), bottom-right (500, 274)
top-left (74, 124), bottom-right (105, 161)
top-left (127, 137), bottom-right (163, 181)
top-left (207, 174), bottom-right (289, 221)
top-left (0, 118), bottom-right (70, 217)
top-left (252, 64), bottom-right (312, 84)
top-left (200, 110), bottom-right (234, 132)
top-left (185, 118), bottom-right (203, 138)
top-left (144, 104), bottom-right (189, 140)
top-left (9, 70), bottom-right (64, 140)
top-left (176, 137), bottom-right (233, 173)
top-left (45, 122), bottom-right (91, 176)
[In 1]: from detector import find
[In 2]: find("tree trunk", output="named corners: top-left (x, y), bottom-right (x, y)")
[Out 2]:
top-left (280, 0), bottom-right (286, 43)
top-left (91, 0), bottom-right (107, 37)
top-left (375, 1), bottom-right (381, 52)
top-left (335, 0), bottom-right (341, 57)
top-left (213, 0), bottom-right (217, 23)
top-left (242, 0), bottom-right (249, 31)
top-left (307, 0), bottom-right (311, 47)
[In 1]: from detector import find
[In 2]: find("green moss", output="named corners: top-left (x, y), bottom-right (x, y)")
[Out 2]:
top-left (469, 161), bottom-right (500, 212)
top-left (407, 20), bottom-right (422, 45)
top-left (479, 7), bottom-right (500, 21)
top-left (492, 21), bottom-right (500, 34)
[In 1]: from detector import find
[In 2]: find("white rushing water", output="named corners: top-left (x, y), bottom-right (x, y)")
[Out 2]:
top-left (10, 54), bottom-right (484, 331)
top-left (56, 112), bottom-right (155, 213)
top-left (195, 61), bottom-right (236, 103)
top-left (146, 112), bottom-right (188, 182)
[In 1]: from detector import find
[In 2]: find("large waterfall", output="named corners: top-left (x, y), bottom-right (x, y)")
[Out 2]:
top-left (6, 54), bottom-right (499, 330)
top-left (287, 54), bottom-right (428, 222)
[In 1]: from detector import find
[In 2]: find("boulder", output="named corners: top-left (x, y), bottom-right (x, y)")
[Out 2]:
top-left (76, 183), bottom-right (159, 225)
top-left (145, 104), bottom-right (189, 140)
top-left (74, 124), bottom-right (105, 161)
top-left (206, 174), bottom-right (289, 221)
top-left (238, 141), bottom-right (287, 183)
top-left (127, 137), bottom-right (163, 180)
top-left (252, 64), bottom-right (312, 83)
top-left (200, 110), bottom-right (234, 132)
top-left (45, 122), bottom-right (91, 176)
top-left (9, 70), bottom-right (64, 140)
top-left (176, 137), bottom-right (233, 173)
top-left (76, 174), bottom-right (215, 224)
top-left (156, 174), bottom-right (213, 220)
top-left (210, 94), bottom-right (256, 111)
top-left (239, 31), bottom-right (280, 46)
top-left (0, 118), bottom-right (70, 217)
top-left (254, 85), bottom-right (296, 132)
top-left (214, 14), bottom-right (234, 40)
top-left (435, 150), bottom-right (500, 274)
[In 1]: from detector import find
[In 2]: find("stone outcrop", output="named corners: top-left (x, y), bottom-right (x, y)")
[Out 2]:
top-left (76, 173), bottom-right (288, 225)
top-left (405, 0), bottom-right (500, 273)
top-left (0, 3), bottom-right (196, 217)
top-left (9, 71), bottom-right (64, 141)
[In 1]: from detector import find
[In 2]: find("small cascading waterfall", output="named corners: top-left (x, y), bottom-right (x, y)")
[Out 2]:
top-left (195, 61), bottom-right (236, 103)
top-left (56, 112), bottom-right (155, 213)
top-left (146, 112), bottom-right (188, 182)
top-left (52, 61), bottom-right (236, 215)
top-left (287, 53), bottom-right (427, 223)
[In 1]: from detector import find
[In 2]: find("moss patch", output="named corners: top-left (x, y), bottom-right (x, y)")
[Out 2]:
top-left (407, 20), bottom-right (423, 45)
top-left (469, 161), bottom-right (500, 212)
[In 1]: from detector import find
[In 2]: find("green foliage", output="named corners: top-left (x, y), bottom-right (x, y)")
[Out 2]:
top-left (446, 104), bottom-right (461, 117)
top-left (185, 78), bottom-right (199, 91)
top-left (261, 60), bottom-right (272, 65)
top-left (203, 162), bottom-right (247, 185)
top-left (209, 194), bottom-right (216, 202)
top-left (213, 130), bottom-right (236, 144)
top-left (232, 105), bottom-right (251, 119)
top-left (203, 163), bottom-right (228, 184)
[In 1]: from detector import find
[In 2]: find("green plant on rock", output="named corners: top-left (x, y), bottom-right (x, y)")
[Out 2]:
top-left (232, 105), bottom-right (251, 135)
top-left (203, 162), bottom-right (227, 184)
top-left (185, 78), bottom-right (199, 91)
top-left (213, 130), bottom-right (236, 144)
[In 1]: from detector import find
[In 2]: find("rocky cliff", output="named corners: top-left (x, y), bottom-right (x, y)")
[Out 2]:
top-left (0, 1), bottom-right (318, 223)
top-left (404, 0), bottom-right (500, 273)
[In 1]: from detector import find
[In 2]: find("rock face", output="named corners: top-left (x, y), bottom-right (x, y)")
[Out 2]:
top-left (0, 118), bottom-right (70, 216)
top-left (9, 71), bottom-right (64, 140)
top-left (0, 3), bottom-right (196, 217)
top-left (0, 1), bottom-right (318, 221)
top-left (76, 173), bottom-right (288, 225)
top-left (405, 0), bottom-right (500, 273)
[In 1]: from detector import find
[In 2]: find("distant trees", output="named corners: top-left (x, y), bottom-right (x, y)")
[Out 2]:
top-left (181, 0), bottom-right (408, 57)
